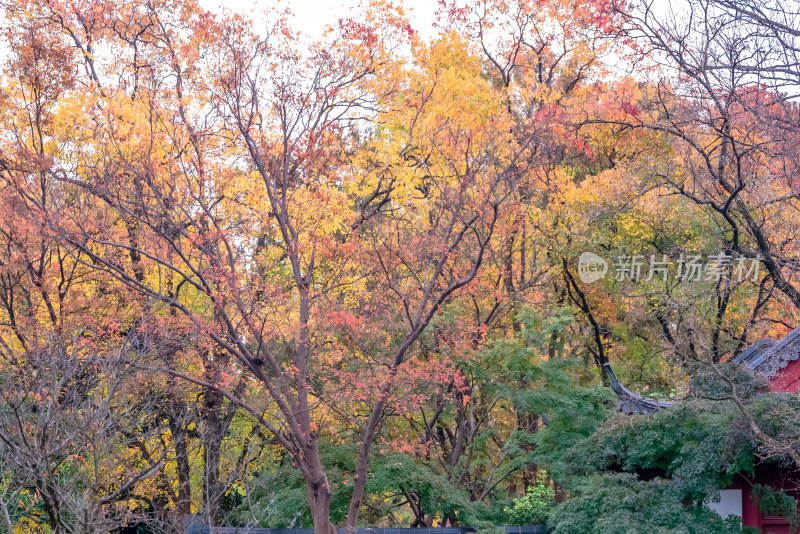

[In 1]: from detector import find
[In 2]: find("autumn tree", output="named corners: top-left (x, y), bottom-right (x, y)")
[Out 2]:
top-left (596, 0), bottom-right (800, 355)
top-left (8, 0), bottom-right (798, 530)
top-left (0, 0), bottom-right (532, 531)
top-left (0, 338), bottom-right (174, 534)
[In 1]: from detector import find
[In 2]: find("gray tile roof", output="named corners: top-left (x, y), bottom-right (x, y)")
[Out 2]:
top-left (733, 327), bottom-right (800, 376)
top-left (606, 327), bottom-right (800, 416)
top-left (603, 363), bottom-right (677, 415)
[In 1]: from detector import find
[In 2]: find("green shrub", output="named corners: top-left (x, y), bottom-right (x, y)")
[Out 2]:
top-left (504, 475), bottom-right (555, 525)
top-left (753, 483), bottom-right (800, 529)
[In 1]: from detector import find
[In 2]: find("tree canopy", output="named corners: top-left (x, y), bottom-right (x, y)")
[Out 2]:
top-left (1, 0), bottom-right (800, 532)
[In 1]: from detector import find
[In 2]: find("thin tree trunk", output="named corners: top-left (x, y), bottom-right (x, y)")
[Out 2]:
top-left (169, 413), bottom-right (192, 523)
top-left (203, 387), bottom-right (225, 526)
top-left (301, 435), bottom-right (338, 534)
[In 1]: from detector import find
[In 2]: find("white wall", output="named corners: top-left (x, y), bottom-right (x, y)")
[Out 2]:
top-left (707, 489), bottom-right (743, 520)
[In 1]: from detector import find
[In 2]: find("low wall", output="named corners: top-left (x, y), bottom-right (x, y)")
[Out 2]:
top-left (199, 526), bottom-right (547, 534)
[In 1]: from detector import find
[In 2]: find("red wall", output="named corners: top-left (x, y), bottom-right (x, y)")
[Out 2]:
top-left (770, 357), bottom-right (800, 393)
top-left (731, 474), bottom-right (798, 533)
top-left (731, 365), bottom-right (800, 532)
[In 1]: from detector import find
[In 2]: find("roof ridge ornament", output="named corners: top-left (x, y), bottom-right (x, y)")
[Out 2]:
top-left (602, 363), bottom-right (678, 415)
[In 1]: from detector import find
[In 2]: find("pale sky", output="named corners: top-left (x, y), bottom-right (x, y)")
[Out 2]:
top-left (198, 0), bottom-right (440, 40)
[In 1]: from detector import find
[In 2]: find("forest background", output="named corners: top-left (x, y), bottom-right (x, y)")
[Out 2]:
top-left (1, 0), bottom-right (800, 532)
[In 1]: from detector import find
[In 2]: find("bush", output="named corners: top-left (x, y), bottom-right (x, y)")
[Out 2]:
top-left (547, 474), bottom-right (745, 534)
top-left (504, 475), bottom-right (555, 525)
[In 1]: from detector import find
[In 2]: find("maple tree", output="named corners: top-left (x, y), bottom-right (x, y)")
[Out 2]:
top-left (1, 0), bottom-right (522, 531)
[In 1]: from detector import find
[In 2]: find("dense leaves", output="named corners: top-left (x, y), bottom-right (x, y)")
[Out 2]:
top-left (1, 0), bottom-right (800, 532)
top-left (541, 373), bottom-right (800, 533)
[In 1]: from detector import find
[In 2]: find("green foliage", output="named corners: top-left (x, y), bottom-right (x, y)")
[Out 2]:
top-left (541, 397), bottom-right (759, 533)
top-left (366, 453), bottom-right (480, 525)
top-left (230, 459), bottom-right (312, 528)
top-left (477, 307), bottom-right (616, 481)
top-left (230, 443), bottom-right (356, 528)
top-left (746, 395), bottom-right (800, 464)
top-left (753, 484), bottom-right (800, 529)
top-left (535, 366), bottom-right (800, 534)
top-left (547, 473), bottom-right (744, 534)
top-left (688, 362), bottom-right (768, 400)
top-left (503, 475), bottom-right (555, 525)
top-left (525, 358), bottom-right (616, 479)
top-left (558, 401), bottom-right (755, 501)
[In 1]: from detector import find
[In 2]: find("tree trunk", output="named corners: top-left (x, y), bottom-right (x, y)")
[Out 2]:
top-left (168, 413), bottom-right (192, 522)
top-left (203, 387), bottom-right (225, 526)
top-left (345, 439), bottom-right (372, 532)
top-left (301, 436), bottom-right (338, 534)
top-left (345, 389), bottom-right (389, 532)
top-left (308, 479), bottom-right (337, 534)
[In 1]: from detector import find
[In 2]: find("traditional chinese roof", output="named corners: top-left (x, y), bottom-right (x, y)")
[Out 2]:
top-left (733, 326), bottom-right (800, 377)
top-left (605, 327), bottom-right (800, 415)
top-left (602, 363), bottom-right (677, 415)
